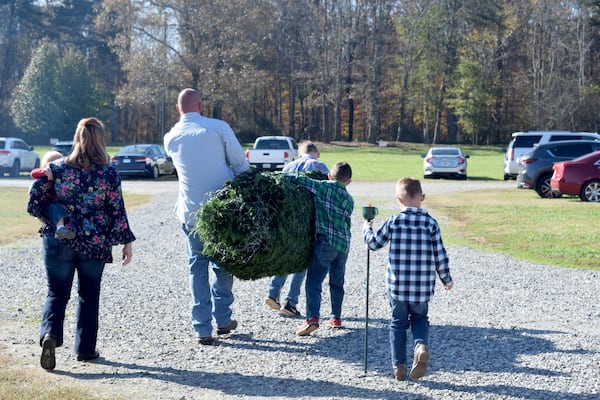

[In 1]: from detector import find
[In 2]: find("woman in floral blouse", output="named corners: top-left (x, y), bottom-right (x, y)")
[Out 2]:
top-left (28, 117), bottom-right (136, 370)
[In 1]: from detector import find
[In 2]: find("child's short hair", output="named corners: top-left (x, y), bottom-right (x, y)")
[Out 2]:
top-left (298, 140), bottom-right (319, 156)
top-left (41, 151), bottom-right (63, 168)
top-left (396, 177), bottom-right (423, 198)
top-left (331, 161), bottom-right (352, 183)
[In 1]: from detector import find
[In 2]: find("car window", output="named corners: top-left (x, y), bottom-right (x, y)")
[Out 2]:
top-left (119, 146), bottom-right (147, 155)
top-left (548, 143), bottom-right (593, 157)
top-left (0, 139), bottom-right (5, 149)
top-left (256, 139), bottom-right (289, 150)
top-left (431, 148), bottom-right (460, 156)
top-left (549, 135), bottom-right (584, 141)
top-left (15, 140), bottom-right (28, 150)
top-left (514, 135), bottom-right (542, 147)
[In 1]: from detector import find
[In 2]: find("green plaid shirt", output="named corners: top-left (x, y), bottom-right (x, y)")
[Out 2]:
top-left (290, 175), bottom-right (354, 254)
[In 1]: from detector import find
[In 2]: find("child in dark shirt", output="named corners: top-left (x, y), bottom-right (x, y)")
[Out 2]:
top-left (30, 151), bottom-right (75, 240)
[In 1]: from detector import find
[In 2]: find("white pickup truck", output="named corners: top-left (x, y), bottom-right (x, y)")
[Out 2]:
top-left (245, 136), bottom-right (298, 171)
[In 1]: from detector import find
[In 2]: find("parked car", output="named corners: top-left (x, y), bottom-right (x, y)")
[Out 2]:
top-left (551, 150), bottom-right (600, 201)
top-left (516, 140), bottom-right (600, 198)
top-left (110, 144), bottom-right (176, 179)
top-left (422, 147), bottom-right (468, 180)
top-left (51, 141), bottom-right (74, 156)
top-left (503, 131), bottom-right (600, 180)
top-left (0, 137), bottom-right (40, 177)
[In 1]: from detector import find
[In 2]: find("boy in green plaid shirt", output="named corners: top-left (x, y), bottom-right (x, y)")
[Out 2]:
top-left (286, 161), bottom-right (354, 336)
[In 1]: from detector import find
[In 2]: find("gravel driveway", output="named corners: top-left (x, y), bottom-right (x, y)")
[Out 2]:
top-left (1, 178), bottom-right (598, 399)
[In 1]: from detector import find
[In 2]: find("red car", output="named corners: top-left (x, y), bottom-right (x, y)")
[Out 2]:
top-left (550, 150), bottom-right (600, 201)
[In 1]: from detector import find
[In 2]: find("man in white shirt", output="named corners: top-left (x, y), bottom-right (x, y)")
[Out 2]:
top-left (164, 88), bottom-right (249, 345)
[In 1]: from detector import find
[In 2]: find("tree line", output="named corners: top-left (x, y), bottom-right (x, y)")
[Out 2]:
top-left (2, 0), bottom-right (600, 146)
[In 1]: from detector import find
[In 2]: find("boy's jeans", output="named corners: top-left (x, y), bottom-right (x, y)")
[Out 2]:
top-left (388, 295), bottom-right (429, 366)
top-left (268, 269), bottom-right (307, 307)
top-left (305, 238), bottom-right (348, 320)
top-left (46, 202), bottom-right (69, 225)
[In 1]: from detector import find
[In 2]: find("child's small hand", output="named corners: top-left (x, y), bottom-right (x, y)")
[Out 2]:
top-left (444, 282), bottom-right (453, 290)
top-left (363, 220), bottom-right (373, 229)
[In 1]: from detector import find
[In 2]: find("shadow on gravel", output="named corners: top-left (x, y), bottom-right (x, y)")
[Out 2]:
top-left (52, 361), bottom-right (431, 399)
top-left (50, 322), bottom-right (589, 399)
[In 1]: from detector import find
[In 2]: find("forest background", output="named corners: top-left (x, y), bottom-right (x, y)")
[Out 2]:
top-left (3, 0), bottom-right (600, 147)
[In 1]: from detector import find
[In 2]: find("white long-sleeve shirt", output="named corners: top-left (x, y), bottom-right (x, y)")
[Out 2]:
top-left (164, 112), bottom-right (249, 226)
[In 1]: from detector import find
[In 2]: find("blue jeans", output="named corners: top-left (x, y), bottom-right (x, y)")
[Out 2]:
top-left (182, 224), bottom-right (234, 337)
top-left (388, 295), bottom-right (429, 366)
top-left (46, 202), bottom-right (69, 225)
top-left (305, 238), bottom-right (348, 320)
top-left (268, 269), bottom-right (307, 307)
top-left (40, 234), bottom-right (105, 356)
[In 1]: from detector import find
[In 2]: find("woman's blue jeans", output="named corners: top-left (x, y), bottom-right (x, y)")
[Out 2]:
top-left (40, 234), bottom-right (105, 356)
top-left (182, 224), bottom-right (234, 337)
top-left (305, 239), bottom-right (347, 320)
top-left (388, 295), bottom-right (429, 366)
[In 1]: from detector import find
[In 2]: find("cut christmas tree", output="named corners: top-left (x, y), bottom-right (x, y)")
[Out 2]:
top-left (192, 169), bottom-right (326, 280)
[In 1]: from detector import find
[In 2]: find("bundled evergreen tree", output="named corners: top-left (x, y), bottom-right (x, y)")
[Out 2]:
top-left (192, 169), bottom-right (327, 280)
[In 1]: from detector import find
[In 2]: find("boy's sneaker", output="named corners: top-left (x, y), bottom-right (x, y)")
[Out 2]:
top-left (393, 364), bottom-right (407, 381)
top-left (265, 297), bottom-right (281, 311)
top-left (296, 317), bottom-right (319, 336)
top-left (409, 343), bottom-right (430, 380)
top-left (280, 302), bottom-right (302, 318)
top-left (198, 336), bottom-right (214, 345)
top-left (55, 226), bottom-right (75, 240)
top-left (327, 318), bottom-right (342, 328)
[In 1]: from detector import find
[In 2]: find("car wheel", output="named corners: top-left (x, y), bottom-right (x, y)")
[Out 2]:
top-left (503, 173), bottom-right (510, 181)
top-left (152, 165), bottom-right (159, 179)
top-left (34, 158), bottom-right (40, 169)
top-left (579, 180), bottom-right (600, 202)
top-left (10, 159), bottom-right (20, 177)
top-left (535, 173), bottom-right (560, 198)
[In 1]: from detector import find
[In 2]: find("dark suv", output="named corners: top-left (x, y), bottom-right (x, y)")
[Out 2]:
top-left (517, 140), bottom-right (600, 198)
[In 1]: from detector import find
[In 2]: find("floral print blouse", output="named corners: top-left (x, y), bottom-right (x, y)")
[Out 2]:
top-left (27, 160), bottom-right (136, 263)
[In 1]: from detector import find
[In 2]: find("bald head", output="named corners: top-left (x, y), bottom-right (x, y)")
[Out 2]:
top-left (177, 88), bottom-right (202, 115)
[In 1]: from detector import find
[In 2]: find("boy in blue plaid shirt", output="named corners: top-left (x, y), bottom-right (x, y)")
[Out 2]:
top-left (363, 177), bottom-right (453, 381)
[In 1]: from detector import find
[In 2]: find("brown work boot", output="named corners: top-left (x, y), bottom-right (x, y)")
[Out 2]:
top-left (393, 364), bottom-right (407, 381)
top-left (409, 343), bottom-right (430, 380)
top-left (216, 319), bottom-right (238, 335)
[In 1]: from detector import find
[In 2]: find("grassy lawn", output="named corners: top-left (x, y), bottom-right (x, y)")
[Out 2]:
top-left (426, 188), bottom-right (600, 270)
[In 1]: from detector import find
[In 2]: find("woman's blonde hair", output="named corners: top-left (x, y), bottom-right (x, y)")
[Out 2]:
top-left (65, 117), bottom-right (110, 169)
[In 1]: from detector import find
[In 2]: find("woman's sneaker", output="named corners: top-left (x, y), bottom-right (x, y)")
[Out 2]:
top-left (280, 302), bottom-right (302, 318)
top-left (40, 333), bottom-right (57, 370)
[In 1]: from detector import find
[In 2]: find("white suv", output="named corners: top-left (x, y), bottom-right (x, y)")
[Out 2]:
top-left (503, 131), bottom-right (600, 180)
top-left (0, 137), bottom-right (40, 177)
